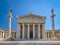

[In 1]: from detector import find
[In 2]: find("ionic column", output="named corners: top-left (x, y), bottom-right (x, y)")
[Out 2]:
top-left (38, 23), bottom-right (40, 39)
top-left (28, 23), bottom-right (30, 39)
top-left (22, 23), bottom-right (25, 39)
top-left (48, 32), bottom-right (49, 38)
top-left (45, 32), bottom-right (47, 39)
top-left (33, 24), bottom-right (35, 39)
top-left (8, 17), bottom-right (11, 37)
top-left (16, 24), bottom-right (20, 39)
top-left (3, 32), bottom-right (4, 38)
top-left (1, 32), bottom-right (2, 38)
top-left (42, 24), bottom-right (45, 39)
top-left (8, 9), bottom-right (12, 37)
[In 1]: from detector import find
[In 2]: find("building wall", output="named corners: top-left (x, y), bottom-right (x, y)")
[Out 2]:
top-left (0, 29), bottom-right (60, 40)
top-left (11, 30), bottom-right (16, 39)
top-left (0, 29), bottom-right (5, 40)
top-left (0, 29), bottom-right (16, 40)
top-left (45, 30), bottom-right (60, 39)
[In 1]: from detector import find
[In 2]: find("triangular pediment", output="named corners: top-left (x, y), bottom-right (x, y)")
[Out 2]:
top-left (17, 13), bottom-right (46, 23)
top-left (19, 13), bottom-right (45, 18)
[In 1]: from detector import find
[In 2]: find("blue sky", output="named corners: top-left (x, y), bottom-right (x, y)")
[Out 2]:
top-left (0, 0), bottom-right (60, 30)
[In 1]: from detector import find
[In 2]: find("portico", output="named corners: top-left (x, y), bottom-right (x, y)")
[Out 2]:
top-left (16, 13), bottom-right (46, 40)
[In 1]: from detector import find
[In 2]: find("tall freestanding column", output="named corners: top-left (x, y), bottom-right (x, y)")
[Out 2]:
top-left (8, 9), bottom-right (12, 37)
top-left (51, 8), bottom-right (55, 38)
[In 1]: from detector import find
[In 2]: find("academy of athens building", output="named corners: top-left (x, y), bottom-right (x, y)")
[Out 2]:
top-left (0, 9), bottom-right (60, 41)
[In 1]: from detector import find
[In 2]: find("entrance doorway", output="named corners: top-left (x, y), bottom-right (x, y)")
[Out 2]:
top-left (30, 31), bottom-right (33, 39)
top-left (40, 25), bottom-right (42, 39)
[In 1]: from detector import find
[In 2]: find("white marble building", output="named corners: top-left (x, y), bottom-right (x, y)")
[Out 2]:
top-left (16, 13), bottom-right (46, 40)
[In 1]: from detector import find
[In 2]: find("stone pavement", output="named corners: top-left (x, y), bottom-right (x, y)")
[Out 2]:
top-left (0, 43), bottom-right (60, 45)
top-left (0, 41), bottom-right (60, 45)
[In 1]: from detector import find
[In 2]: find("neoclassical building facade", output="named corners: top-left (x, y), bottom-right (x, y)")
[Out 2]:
top-left (16, 13), bottom-right (46, 40)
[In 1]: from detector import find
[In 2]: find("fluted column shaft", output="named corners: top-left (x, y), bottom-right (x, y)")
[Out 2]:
top-left (8, 17), bottom-right (11, 37)
top-left (3, 32), bottom-right (4, 38)
top-left (33, 24), bottom-right (35, 39)
top-left (22, 23), bottom-right (24, 39)
top-left (42, 24), bottom-right (45, 39)
top-left (16, 24), bottom-right (20, 39)
top-left (28, 23), bottom-right (30, 39)
top-left (38, 24), bottom-right (40, 39)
